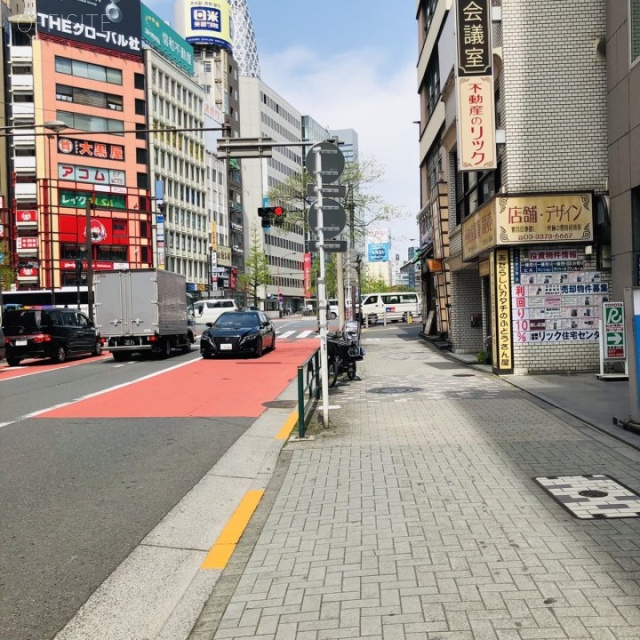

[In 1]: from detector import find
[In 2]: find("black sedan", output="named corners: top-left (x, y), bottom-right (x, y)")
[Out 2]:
top-left (200, 311), bottom-right (276, 359)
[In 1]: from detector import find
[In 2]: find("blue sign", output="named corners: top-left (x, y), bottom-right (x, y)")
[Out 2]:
top-left (368, 242), bottom-right (390, 262)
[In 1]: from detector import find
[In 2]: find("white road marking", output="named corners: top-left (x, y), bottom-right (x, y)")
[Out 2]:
top-left (296, 330), bottom-right (315, 339)
top-left (277, 330), bottom-right (296, 339)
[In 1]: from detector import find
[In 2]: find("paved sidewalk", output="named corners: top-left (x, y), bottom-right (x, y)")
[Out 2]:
top-left (189, 334), bottom-right (640, 640)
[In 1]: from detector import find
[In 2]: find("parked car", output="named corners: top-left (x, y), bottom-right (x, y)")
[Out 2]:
top-left (200, 311), bottom-right (276, 359)
top-left (0, 326), bottom-right (5, 362)
top-left (2, 307), bottom-right (102, 366)
top-left (193, 298), bottom-right (239, 325)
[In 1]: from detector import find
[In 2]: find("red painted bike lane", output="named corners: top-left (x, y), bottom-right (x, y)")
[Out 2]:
top-left (36, 341), bottom-right (319, 420)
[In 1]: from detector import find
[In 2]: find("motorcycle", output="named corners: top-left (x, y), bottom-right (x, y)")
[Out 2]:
top-left (326, 321), bottom-right (364, 388)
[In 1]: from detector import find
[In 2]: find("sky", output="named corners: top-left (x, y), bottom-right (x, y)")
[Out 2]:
top-left (146, 0), bottom-right (421, 257)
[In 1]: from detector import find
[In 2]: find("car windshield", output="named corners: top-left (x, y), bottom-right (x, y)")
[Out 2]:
top-left (214, 312), bottom-right (259, 329)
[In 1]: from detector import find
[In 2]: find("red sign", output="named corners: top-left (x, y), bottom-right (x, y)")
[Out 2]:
top-left (304, 253), bottom-right (312, 298)
top-left (58, 137), bottom-right (125, 161)
top-left (58, 215), bottom-right (129, 245)
top-left (60, 260), bottom-right (123, 271)
top-left (18, 266), bottom-right (38, 279)
top-left (16, 237), bottom-right (39, 250)
top-left (16, 210), bottom-right (38, 225)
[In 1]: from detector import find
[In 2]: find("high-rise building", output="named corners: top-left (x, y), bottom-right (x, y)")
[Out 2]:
top-left (329, 128), bottom-right (359, 163)
top-left (239, 77), bottom-right (305, 311)
top-left (142, 4), bottom-right (208, 294)
top-left (416, 0), bottom-right (608, 374)
top-left (228, 0), bottom-right (260, 78)
top-left (5, 0), bottom-right (152, 295)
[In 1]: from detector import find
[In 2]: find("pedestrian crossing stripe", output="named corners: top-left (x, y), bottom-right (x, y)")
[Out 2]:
top-left (276, 330), bottom-right (319, 340)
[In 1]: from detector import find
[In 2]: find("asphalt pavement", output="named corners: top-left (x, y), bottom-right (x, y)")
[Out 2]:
top-left (187, 324), bottom-right (640, 640)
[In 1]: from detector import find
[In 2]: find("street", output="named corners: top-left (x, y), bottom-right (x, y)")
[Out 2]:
top-left (0, 317), bottom-right (319, 640)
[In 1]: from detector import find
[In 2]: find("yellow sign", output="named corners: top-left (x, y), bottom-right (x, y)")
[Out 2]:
top-left (462, 200), bottom-right (496, 260)
top-left (456, 75), bottom-right (497, 171)
top-left (179, 0), bottom-right (233, 51)
top-left (217, 245), bottom-right (232, 266)
top-left (494, 249), bottom-right (512, 372)
top-left (497, 193), bottom-right (592, 243)
top-left (210, 221), bottom-right (217, 252)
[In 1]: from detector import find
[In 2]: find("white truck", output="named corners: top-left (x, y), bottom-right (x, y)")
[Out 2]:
top-left (94, 269), bottom-right (195, 361)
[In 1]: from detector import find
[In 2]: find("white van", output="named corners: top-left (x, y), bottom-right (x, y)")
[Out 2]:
top-left (193, 298), bottom-right (239, 324)
top-left (360, 292), bottom-right (420, 325)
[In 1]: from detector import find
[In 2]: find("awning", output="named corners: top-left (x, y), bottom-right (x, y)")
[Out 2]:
top-left (412, 242), bottom-right (433, 264)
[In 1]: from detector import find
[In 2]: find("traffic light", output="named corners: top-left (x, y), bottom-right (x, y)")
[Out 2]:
top-left (258, 206), bottom-right (285, 229)
top-left (258, 207), bottom-right (272, 229)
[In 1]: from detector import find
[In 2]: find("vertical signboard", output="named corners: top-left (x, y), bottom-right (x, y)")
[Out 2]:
top-left (494, 249), bottom-right (513, 372)
top-left (455, 0), bottom-right (497, 171)
top-left (603, 301), bottom-right (625, 360)
top-left (304, 253), bottom-right (312, 298)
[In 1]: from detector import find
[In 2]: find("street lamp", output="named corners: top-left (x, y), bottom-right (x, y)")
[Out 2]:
top-left (42, 120), bottom-right (68, 303)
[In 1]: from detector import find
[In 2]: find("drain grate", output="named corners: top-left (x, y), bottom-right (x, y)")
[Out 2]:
top-left (534, 474), bottom-right (640, 519)
top-left (367, 387), bottom-right (423, 395)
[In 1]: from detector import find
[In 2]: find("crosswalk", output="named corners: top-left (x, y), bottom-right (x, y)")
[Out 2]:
top-left (276, 330), bottom-right (319, 341)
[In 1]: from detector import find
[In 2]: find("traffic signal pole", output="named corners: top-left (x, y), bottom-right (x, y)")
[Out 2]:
top-left (314, 146), bottom-right (330, 429)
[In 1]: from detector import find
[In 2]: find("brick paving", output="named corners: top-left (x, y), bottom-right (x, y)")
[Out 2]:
top-left (190, 335), bottom-right (640, 640)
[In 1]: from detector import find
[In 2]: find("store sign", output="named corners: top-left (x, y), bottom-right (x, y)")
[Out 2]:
top-left (141, 4), bottom-right (194, 75)
top-left (36, 0), bottom-right (142, 57)
top-left (512, 250), bottom-right (604, 343)
top-left (61, 259), bottom-right (128, 271)
top-left (217, 245), bottom-right (232, 266)
top-left (495, 249), bottom-right (512, 371)
top-left (58, 137), bottom-right (125, 162)
top-left (59, 190), bottom-right (126, 209)
top-left (58, 163), bottom-right (126, 187)
top-left (455, 0), bottom-right (496, 170)
top-left (16, 237), bottom-right (39, 253)
top-left (497, 193), bottom-right (593, 244)
top-left (603, 301), bottom-right (625, 360)
top-left (462, 199), bottom-right (495, 260)
top-left (18, 266), bottom-right (39, 280)
top-left (16, 209), bottom-right (38, 226)
top-left (59, 214), bottom-right (128, 245)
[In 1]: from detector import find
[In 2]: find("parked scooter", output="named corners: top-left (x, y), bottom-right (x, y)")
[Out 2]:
top-left (326, 321), bottom-right (364, 388)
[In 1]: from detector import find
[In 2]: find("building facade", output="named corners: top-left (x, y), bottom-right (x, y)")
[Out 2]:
top-left (416, 0), bottom-right (610, 374)
top-left (239, 76), bottom-right (305, 312)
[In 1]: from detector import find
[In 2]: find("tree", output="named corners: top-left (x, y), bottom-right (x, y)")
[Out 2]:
top-left (0, 239), bottom-right (16, 292)
top-left (267, 156), bottom-right (409, 243)
top-left (237, 225), bottom-right (271, 308)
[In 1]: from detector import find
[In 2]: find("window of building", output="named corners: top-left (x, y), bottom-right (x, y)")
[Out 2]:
top-left (57, 110), bottom-right (124, 135)
top-left (134, 73), bottom-right (145, 90)
top-left (135, 99), bottom-right (146, 116)
top-left (136, 123), bottom-right (146, 140)
top-left (56, 84), bottom-right (123, 111)
top-left (632, 0), bottom-right (640, 64)
top-left (137, 172), bottom-right (148, 190)
top-left (136, 148), bottom-right (148, 165)
top-left (55, 56), bottom-right (122, 84)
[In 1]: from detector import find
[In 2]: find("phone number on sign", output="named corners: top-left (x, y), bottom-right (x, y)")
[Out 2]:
top-left (515, 233), bottom-right (575, 241)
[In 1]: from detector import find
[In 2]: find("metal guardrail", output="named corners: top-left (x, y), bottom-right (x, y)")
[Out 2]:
top-left (297, 348), bottom-right (321, 438)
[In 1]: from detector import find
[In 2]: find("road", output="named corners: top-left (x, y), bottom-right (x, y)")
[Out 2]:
top-left (0, 316), bottom-right (320, 640)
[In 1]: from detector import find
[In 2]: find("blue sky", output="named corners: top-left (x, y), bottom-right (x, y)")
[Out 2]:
top-left (146, 0), bottom-right (421, 252)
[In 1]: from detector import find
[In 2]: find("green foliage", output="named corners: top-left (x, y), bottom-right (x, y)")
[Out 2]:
top-left (0, 239), bottom-right (16, 291)
top-left (237, 225), bottom-right (271, 306)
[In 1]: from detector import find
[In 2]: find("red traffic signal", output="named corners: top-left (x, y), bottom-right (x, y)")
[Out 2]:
top-left (272, 206), bottom-right (284, 217)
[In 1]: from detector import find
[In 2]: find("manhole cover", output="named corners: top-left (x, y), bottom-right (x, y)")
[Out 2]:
top-left (262, 400), bottom-right (297, 409)
top-left (534, 474), bottom-right (640, 519)
top-left (367, 387), bottom-right (423, 395)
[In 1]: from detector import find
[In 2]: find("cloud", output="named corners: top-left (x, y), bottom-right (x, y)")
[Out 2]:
top-left (260, 44), bottom-right (421, 240)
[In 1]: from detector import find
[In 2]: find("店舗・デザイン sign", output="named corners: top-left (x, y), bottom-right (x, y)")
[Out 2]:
top-left (36, 0), bottom-right (142, 57)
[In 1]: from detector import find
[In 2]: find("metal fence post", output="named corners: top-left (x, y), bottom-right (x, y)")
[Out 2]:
top-left (297, 365), bottom-right (305, 438)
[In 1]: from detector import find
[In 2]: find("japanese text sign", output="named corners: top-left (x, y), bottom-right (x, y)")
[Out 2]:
top-left (58, 137), bottom-right (125, 162)
top-left (456, 0), bottom-right (492, 76)
top-left (36, 0), bottom-right (142, 57)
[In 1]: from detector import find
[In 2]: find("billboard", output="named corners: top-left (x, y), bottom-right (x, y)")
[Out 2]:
top-left (36, 0), bottom-right (142, 57)
top-left (141, 4), bottom-right (194, 76)
top-left (367, 243), bottom-right (390, 263)
top-left (174, 0), bottom-right (233, 51)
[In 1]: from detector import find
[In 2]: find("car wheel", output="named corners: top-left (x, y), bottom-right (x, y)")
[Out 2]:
top-left (92, 340), bottom-right (103, 356)
top-left (182, 341), bottom-right (192, 354)
top-left (254, 337), bottom-right (263, 358)
top-left (368, 314), bottom-right (378, 326)
top-left (270, 335), bottom-right (276, 352)
top-left (162, 339), bottom-right (172, 359)
top-left (51, 344), bottom-right (67, 364)
top-left (202, 351), bottom-right (213, 359)
top-left (112, 352), bottom-right (128, 362)
top-left (330, 312), bottom-right (337, 319)
top-left (7, 357), bottom-right (21, 367)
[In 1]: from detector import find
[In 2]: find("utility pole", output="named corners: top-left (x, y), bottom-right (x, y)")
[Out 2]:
top-left (347, 185), bottom-right (358, 320)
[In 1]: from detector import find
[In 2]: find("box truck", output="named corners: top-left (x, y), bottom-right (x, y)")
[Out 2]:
top-left (94, 269), bottom-right (195, 361)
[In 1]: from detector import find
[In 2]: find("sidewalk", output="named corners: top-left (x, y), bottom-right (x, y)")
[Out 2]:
top-left (189, 333), bottom-right (640, 640)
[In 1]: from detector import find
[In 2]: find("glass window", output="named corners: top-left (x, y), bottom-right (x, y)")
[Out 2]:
top-left (87, 62), bottom-right (107, 82)
top-left (106, 67), bottom-right (123, 84)
top-left (633, 0), bottom-right (640, 63)
top-left (55, 56), bottom-right (72, 74)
